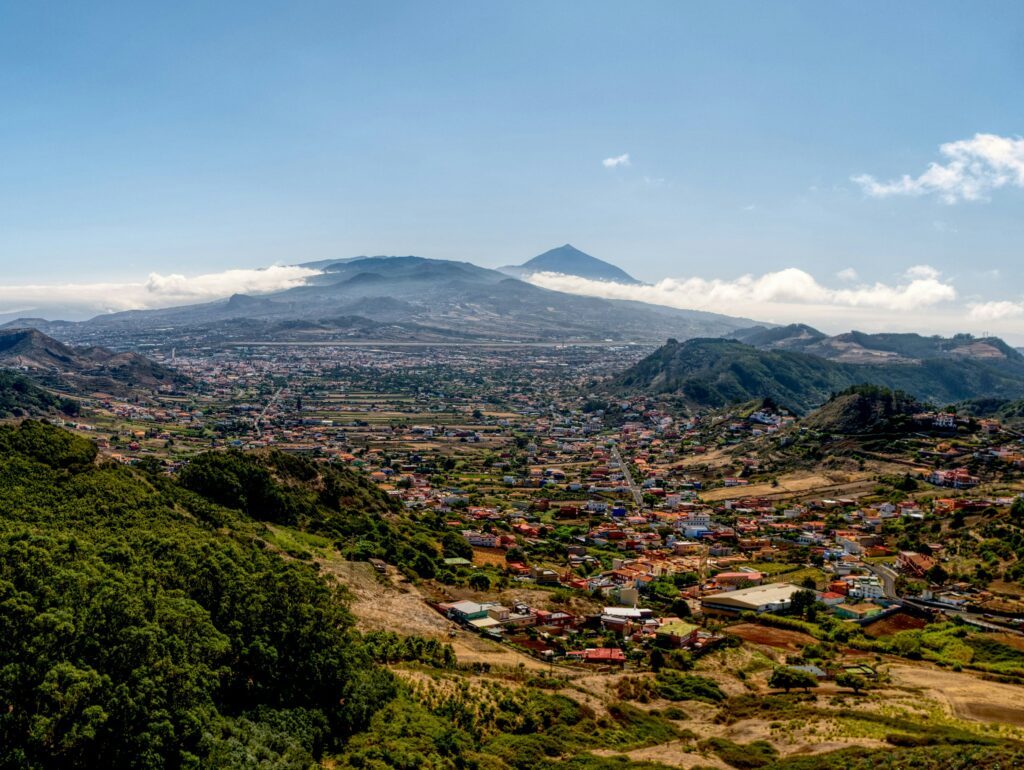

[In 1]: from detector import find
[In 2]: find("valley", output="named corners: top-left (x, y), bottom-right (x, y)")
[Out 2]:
top-left (4, 329), bottom-right (1024, 768)
top-left (5, 6), bottom-right (1022, 768)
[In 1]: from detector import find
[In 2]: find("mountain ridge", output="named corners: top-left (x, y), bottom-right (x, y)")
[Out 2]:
top-left (4, 253), bottom-right (757, 347)
top-left (730, 323), bottom-right (1023, 365)
top-left (607, 336), bottom-right (1024, 413)
top-left (0, 327), bottom-right (184, 394)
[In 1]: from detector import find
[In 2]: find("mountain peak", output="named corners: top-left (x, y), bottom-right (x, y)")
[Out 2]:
top-left (506, 244), bottom-right (639, 284)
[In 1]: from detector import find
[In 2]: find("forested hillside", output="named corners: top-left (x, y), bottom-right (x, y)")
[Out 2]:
top-left (0, 422), bottom-right (688, 769)
top-left (803, 385), bottom-right (923, 435)
top-left (0, 421), bottom-right (407, 767)
top-left (0, 371), bottom-right (78, 418)
top-left (958, 397), bottom-right (1024, 428)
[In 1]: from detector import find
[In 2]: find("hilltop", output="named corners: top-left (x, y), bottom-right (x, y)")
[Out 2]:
top-left (607, 336), bottom-right (1024, 413)
top-left (499, 243), bottom-right (640, 283)
top-left (803, 385), bottom-right (923, 435)
top-left (732, 324), bottom-right (1022, 366)
top-left (0, 327), bottom-right (184, 395)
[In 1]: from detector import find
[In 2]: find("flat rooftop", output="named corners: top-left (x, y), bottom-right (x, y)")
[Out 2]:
top-left (701, 582), bottom-right (803, 609)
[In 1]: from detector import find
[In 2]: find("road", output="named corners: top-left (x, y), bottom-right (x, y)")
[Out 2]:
top-left (900, 597), bottom-right (1020, 633)
top-left (227, 340), bottom-right (650, 348)
top-left (865, 562), bottom-right (899, 598)
top-left (611, 443), bottom-right (644, 508)
top-left (865, 563), bottom-right (1021, 634)
top-left (254, 387), bottom-right (284, 437)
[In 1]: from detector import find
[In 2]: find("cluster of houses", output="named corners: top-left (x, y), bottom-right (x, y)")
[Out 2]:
top-left (436, 598), bottom-right (722, 663)
top-left (927, 467), bottom-right (981, 489)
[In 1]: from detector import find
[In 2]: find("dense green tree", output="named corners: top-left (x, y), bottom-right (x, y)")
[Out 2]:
top-left (769, 667), bottom-right (818, 693)
top-left (0, 422), bottom-right (404, 768)
top-left (789, 589), bottom-right (816, 618)
top-left (835, 672), bottom-right (868, 694)
top-left (441, 531), bottom-right (473, 560)
top-left (468, 573), bottom-right (491, 591)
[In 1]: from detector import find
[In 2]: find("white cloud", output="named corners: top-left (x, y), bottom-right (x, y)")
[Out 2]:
top-left (0, 264), bottom-right (320, 319)
top-left (904, 264), bottom-right (940, 280)
top-left (523, 265), bottom-right (1024, 343)
top-left (527, 266), bottom-right (956, 314)
top-left (968, 300), bottom-right (1024, 321)
top-left (837, 268), bottom-right (858, 282)
top-left (853, 133), bottom-right (1024, 203)
top-left (602, 153), bottom-right (631, 168)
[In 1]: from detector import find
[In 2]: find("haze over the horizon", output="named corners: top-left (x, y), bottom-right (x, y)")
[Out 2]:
top-left (1, 2), bottom-right (1022, 339)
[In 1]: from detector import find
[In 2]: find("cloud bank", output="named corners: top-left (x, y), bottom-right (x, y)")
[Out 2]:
top-left (853, 133), bottom-right (1024, 203)
top-left (527, 266), bottom-right (955, 313)
top-left (522, 266), bottom-right (1024, 343)
top-left (0, 264), bottom-right (319, 319)
top-left (968, 300), bottom-right (1024, 321)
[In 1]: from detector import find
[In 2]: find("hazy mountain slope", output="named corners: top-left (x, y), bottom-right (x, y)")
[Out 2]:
top-left (608, 337), bottom-right (1024, 413)
top-left (728, 323), bottom-right (828, 351)
top-left (0, 328), bottom-right (183, 394)
top-left (732, 325), bottom-right (1024, 367)
top-left (499, 244), bottom-right (639, 283)
top-left (16, 255), bottom-right (760, 346)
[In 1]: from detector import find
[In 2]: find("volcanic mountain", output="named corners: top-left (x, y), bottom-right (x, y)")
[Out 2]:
top-left (498, 244), bottom-right (639, 283)
top-left (7, 254), bottom-right (757, 347)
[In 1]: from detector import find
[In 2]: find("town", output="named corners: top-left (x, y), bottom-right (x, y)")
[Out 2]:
top-left (44, 341), bottom-right (1024, 671)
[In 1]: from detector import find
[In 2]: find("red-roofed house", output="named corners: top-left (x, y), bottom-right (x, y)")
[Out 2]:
top-left (568, 647), bottom-right (626, 665)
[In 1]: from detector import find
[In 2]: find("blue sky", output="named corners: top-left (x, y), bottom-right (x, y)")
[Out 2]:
top-left (1, 2), bottom-right (1022, 337)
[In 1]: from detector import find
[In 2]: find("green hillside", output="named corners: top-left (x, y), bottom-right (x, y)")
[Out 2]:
top-left (958, 397), bottom-right (1024, 427)
top-left (0, 421), bottom-right (413, 767)
top-left (803, 385), bottom-right (923, 434)
top-left (609, 338), bottom-right (1024, 413)
top-left (0, 422), bottom-right (689, 769)
top-left (0, 371), bottom-right (78, 418)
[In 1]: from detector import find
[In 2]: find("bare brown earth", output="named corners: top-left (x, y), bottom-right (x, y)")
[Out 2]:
top-left (319, 560), bottom-right (451, 637)
top-left (319, 558), bottom-right (552, 670)
top-left (861, 611), bottom-right (929, 637)
top-left (470, 547), bottom-right (509, 567)
top-left (989, 632), bottom-right (1024, 653)
top-left (889, 663), bottom-right (1024, 727)
top-left (726, 623), bottom-right (818, 651)
top-left (699, 471), bottom-right (863, 502)
top-left (590, 652), bottom-right (1024, 768)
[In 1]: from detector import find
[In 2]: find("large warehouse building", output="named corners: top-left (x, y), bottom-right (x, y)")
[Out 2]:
top-left (700, 582), bottom-right (806, 617)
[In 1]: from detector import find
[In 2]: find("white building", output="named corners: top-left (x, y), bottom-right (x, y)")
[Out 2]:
top-left (701, 583), bottom-right (806, 616)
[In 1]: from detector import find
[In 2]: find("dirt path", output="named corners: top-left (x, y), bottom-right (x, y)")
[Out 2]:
top-left (591, 742), bottom-right (730, 769)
